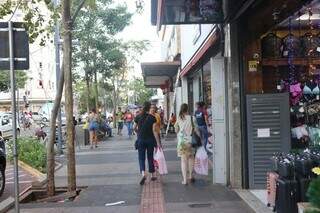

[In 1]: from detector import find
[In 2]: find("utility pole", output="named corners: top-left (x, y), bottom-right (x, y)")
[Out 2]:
top-left (54, 0), bottom-right (63, 154)
top-left (9, 21), bottom-right (20, 213)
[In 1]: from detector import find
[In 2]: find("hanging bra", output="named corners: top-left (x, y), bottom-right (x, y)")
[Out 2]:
top-left (291, 125), bottom-right (309, 139)
top-left (290, 83), bottom-right (303, 105)
top-left (303, 84), bottom-right (320, 95)
top-left (290, 83), bottom-right (302, 97)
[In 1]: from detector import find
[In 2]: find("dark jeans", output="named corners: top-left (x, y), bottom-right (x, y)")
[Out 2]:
top-left (126, 121), bottom-right (133, 137)
top-left (198, 125), bottom-right (209, 151)
top-left (137, 139), bottom-right (155, 173)
top-left (118, 122), bottom-right (123, 130)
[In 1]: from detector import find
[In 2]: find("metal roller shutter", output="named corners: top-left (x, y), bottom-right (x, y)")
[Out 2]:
top-left (246, 93), bottom-right (291, 189)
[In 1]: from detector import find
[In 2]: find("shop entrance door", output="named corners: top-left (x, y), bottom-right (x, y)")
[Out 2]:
top-left (246, 93), bottom-right (290, 189)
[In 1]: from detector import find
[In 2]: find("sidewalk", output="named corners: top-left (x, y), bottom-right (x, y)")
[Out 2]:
top-left (12, 128), bottom-right (254, 213)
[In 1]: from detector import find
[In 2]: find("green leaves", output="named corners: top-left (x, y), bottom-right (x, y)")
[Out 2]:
top-left (0, 0), bottom-right (56, 46)
top-left (7, 137), bottom-right (47, 173)
top-left (0, 0), bottom-right (13, 18)
top-left (127, 78), bottom-right (154, 104)
top-left (0, 70), bottom-right (28, 92)
top-left (308, 177), bottom-right (320, 210)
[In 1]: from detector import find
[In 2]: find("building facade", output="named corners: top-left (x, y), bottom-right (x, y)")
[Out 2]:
top-left (0, 3), bottom-right (58, 113)
top-left (143, 0), bottom-right (319, 191)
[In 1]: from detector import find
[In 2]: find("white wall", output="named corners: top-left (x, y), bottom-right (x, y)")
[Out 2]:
top-left (192, 76), bottom-right (200, 110)
top-left (0, 4), bottom-right (57, 109)
top-left (211, 54), bottom-right (227, 185)
top-left (175, 87), bottom-right (182, 114)
top-left (180, 24), bottom-right (214, 67)
top-left (181, 76), bottom-right (188, 104)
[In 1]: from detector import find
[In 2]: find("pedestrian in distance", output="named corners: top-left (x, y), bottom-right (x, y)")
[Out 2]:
top-left (175, 103), bottom-right (196, 185)
top-left (116, 107), bottom-right (124, 136)
top-left (88, 109), bottom-right (99, 149)
top-left (134, 101), bottom-right (161, 185)
top-left (124, 110), bottom-right (134, 139)
top-left (194, 101), bottom-right (209, 153)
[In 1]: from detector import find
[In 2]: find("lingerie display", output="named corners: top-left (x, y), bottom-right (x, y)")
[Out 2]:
top-left (279, 77), bottom-right (320, 149)
top-left (289, 89), bottom-right (320, 148)
top-left (260, 33), bottom-right (320, 59)
top-left (300, 33), bottom-right (320, 57)
top-left (259, 9), bottom-right (320, 150)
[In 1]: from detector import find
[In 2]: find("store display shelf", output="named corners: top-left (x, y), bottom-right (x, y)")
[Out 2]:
top-left (262, 58), bottom-right (320, 66)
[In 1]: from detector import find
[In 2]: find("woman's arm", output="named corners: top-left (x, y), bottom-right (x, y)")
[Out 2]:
top-left (153, 123), bottom-right (161, 147)
top-left (174, 119), bottom-right (179, 133)
top-left (133, 122), bottom-right (138, 133)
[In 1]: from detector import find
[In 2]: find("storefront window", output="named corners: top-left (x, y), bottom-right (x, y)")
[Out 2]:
top-left (243, 0), bottom-right (320, 149)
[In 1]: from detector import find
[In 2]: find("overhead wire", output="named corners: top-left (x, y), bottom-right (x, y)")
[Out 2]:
top-left (8, 0), bottom-right (22, 22)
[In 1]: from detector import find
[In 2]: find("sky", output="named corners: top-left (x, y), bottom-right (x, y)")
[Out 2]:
top-left (117, 0), bottom-right (162, 78)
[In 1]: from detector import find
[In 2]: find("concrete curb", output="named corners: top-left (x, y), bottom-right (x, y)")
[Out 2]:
top-left (0, 196), bottom-right (14, 213)
top-left (17, 160), bottom-right (63, 187)
top-left (234, 189), bottom-right (273, 213)
top-left (18, 160), bottom-right (46, 180)
top-left (0, 161), bottom-right (65, 212)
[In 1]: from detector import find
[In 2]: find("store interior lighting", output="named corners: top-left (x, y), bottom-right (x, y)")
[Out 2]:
top-left (296, 13), bottom-right (320, 20)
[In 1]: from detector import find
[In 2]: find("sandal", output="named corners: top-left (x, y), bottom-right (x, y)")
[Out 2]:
top-left (139, 176), bottom-right (146, 185)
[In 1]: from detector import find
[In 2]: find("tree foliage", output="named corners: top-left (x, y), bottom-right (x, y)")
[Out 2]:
top-left (73, 0), bottom-right (134, 112)
top-left (0, 70), bottom-right (28, 91)
top-left (128, 78), bottom-right (154, 105)
top-left (0, 0), bottom-right (57, 45)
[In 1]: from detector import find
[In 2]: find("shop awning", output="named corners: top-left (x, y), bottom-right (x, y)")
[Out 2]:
top-left (141, 61), bottom-right (180, 88)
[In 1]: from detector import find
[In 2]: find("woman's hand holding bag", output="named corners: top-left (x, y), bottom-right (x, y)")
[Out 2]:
top-left (194, 146), bottom-right (208, 175)
top-left (154, 147), bottom-right (168, 175)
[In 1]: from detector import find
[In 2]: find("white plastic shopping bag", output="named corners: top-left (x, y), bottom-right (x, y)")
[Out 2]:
top-left (194, 146), bottom-right (208, 175)
top-left (154, 148), bottom-right (168, 175)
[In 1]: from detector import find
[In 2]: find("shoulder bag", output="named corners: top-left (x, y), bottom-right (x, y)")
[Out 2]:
top-left (191, 116), bottom-right (202, 148)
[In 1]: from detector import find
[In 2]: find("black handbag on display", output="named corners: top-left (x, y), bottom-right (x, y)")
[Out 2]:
top-left (300, 33), bottom-right (320, 57)
top-left (295, 158), bottom-right (313, 178)
top-left (298, 178), bottom-right (311, 202)
top-left (278, 160), bottom-right (295, 179)
top-left (276, 178), bottom-right (299, 213)
top-left (261, 33), bottom-right (282, 58)
top-left (282, 34), bottom-right (302, 57)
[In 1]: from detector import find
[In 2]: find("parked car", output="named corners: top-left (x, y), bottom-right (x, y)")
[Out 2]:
top-left (0, 136), bottom-right (6, 196)
top-left (31, 112), bottom-right (43, 122)
top-left (0, 112), bottom-right (20, 140)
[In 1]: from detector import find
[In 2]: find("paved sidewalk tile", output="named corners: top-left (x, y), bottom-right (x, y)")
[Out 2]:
top-left (140, 176), bottom-right (166, 213)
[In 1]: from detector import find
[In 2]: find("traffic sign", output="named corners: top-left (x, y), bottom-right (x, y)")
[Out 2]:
top-left (0, 22), bottom-right (29, 70)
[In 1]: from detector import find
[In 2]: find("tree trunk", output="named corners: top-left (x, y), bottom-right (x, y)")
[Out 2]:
top-left (62, 0), bottom-right (76, 193)
top-left (94, 70), bottom-right (99, 111)
top-left (112, 87), bottom-right (117, 128)
top-left (85, 71), bottom-right (90, 113)
top-left (47, 64), bottom-right (65, 197)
